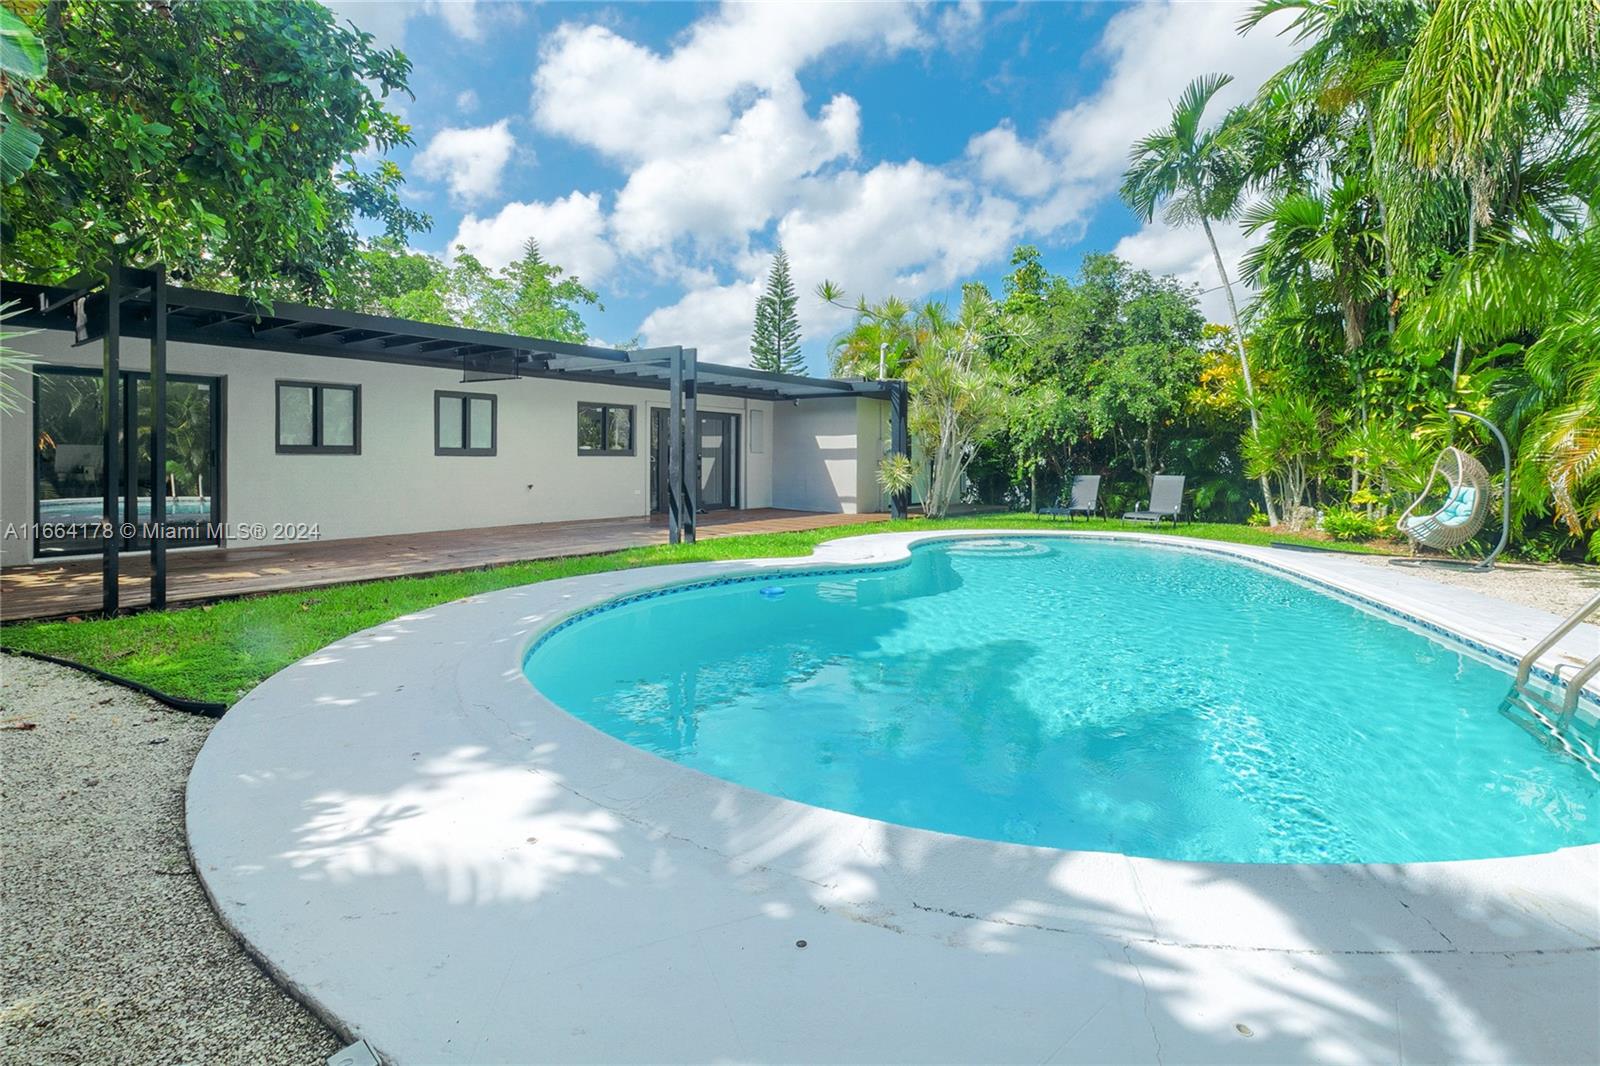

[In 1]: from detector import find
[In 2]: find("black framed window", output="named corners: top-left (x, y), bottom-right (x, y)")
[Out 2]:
top-left (577, 402), bottom-right (634, 456)
top-left (436, 391), bottom-right (497, 456)
top-left (276, 381), bottom-right (359, 454)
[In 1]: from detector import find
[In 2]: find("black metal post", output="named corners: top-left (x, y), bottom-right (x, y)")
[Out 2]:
top-left (889, 380), bottom-right (910, 519)
top-left (667, 345), bottom-right (684, 544)
top-left (683, 347), bottom-right (698, 543)
top-left (1449, 407), bottom-right (1512, 571)
top-left (150, 264), bottom-right (168, 608)
top-left (101, 263), bottom-right (122, 614)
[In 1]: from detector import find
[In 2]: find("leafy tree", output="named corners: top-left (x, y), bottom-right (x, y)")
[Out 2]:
top-left (1, 0), bottom-right (427, 302)
top-left (750, 245), bottom-right (805, 375)
top-left (342, 240), bottom-right (600, 344)
top-left (1122, 73), bottom-right (1280, 523)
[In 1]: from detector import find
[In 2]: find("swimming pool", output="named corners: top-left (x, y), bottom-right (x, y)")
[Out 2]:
top-left (524, 537), bottom-right (1599, 864)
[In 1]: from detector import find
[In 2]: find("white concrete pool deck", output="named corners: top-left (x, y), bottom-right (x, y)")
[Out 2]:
top-left (187, 532), bottom-right (1600, 1064)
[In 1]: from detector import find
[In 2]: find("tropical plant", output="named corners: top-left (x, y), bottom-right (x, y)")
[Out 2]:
top-left (751, 245), bottom-right (805, 375)
top-left (0, 301), bottom-right (39, 416)
top-left (1122, 73), bottom-right (1279, 523)
top-left (876, 453), bottom-right (915, 497)
top-left (1242, 393), bottom-right (1329, 521)
top-left (904, 291), bottom-right (1019, 518)
top-left (818, 283), bottom-right (923, 380)
top-left (0, 5), bottom-right (47, 185)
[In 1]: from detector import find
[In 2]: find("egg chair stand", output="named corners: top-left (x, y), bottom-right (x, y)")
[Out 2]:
top-left (1391, 409), bottom-right (1511, 572)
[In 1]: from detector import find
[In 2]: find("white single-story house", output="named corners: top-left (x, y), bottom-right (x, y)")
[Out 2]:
top-left (0, 268), bottom-right (909, 603)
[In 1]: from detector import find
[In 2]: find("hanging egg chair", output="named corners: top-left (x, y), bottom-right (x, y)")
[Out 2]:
top-left (1398, 446), bottom-right (1493, 551)
top-left (1391, 410), bottom-right (1512, 571)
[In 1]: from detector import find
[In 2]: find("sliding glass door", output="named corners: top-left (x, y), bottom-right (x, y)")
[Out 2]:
top-left (33, 368), bottom-right (222, 556)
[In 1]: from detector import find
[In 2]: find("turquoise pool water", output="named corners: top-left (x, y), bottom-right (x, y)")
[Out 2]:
top-left (523, 538), bottom-right (1599, 864)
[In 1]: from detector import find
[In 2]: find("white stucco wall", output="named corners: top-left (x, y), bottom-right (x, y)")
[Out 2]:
top-left (769, 396), bottom-right (891, 514)
top-left (0, 331), bottom-right (783, 565)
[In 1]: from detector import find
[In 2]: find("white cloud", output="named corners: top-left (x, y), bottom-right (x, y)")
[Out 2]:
top-left (1113, 217), bottom-right (1252, 324)
top-left (531, 2), bottom-right (921, 164)
top-left (1049, 2), bottom-right (1300, 190)
top-left (643, 162), bottom-right (1023, 364)
top-left (450, 192), bottom-right (617, 283)
top-left (321, 0), bottom-right (498, 46)
top-left (612, 88), bottom-right (860, 257)
top-left (638, 279), bottom-right (766, 367)
top-left (966, 123), bottom-right (1055, 199)
top-left (937, 0), bottom-right (985, 49)
top-left (432, 0), bottom-right (484, 42)
top-left (413, 120), bottom-right (516, 205)
top-left (456, 88), bottom-right (479, 113)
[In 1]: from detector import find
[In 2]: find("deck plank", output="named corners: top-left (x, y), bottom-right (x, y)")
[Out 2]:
top-left (0, 510), bottom-right (888, 622)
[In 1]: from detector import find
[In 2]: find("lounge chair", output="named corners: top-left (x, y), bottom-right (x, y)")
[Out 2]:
top-left (1040, 475), bottom-right (1101, 520)
top-left (1123, 475), bottom-right (1185, 525)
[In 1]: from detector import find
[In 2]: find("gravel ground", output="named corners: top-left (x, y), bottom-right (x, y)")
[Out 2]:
top-left (1354, 555), bottom-right (1600, 617)
top-left (0, 655), bottom-right (339, 1066)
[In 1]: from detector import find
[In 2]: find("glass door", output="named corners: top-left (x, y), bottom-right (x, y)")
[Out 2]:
top-left (32, 368), bottom-right (107, 555)
top-left (32, 368), bottom-right (221, 556)
top-left (650, 409), bottom-right (739, 513)
top-left (126, 373), bottom-right (221, 549)
top-left (697, 412), bottom-right (735, 510)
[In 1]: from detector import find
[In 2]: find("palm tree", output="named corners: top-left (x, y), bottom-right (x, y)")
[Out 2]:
top-left (1121, 73), bottom-right (1280, 523)
top-left (1378, 0), bottom-right (1600, 387)
top-left (1239, 0), bottom-right (1427, 337)
top-left (1240, 175), bottom-right (1385, 359)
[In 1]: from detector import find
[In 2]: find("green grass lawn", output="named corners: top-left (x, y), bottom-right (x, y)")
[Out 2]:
top-left (0, 515), bottom-right (1390, 707)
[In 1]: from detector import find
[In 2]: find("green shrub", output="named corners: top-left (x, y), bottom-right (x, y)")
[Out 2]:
top-left (1321, 506), bottom-right (1382, 542)
top-left (1245, 504), bottom-right (1270, 527)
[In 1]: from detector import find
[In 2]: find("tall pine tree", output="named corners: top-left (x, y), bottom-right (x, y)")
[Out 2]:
top-left (750, 245), bottom-right (806, 375)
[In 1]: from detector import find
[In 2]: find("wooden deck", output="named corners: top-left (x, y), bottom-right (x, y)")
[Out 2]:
top-left (0, 509), bottom-right (888, 622)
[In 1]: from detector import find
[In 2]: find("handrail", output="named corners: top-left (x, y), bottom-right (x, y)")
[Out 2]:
top-left (1515, 589), bottom-right (1600, 690)
top-left (1560, 654), bottom-right (1600, 725)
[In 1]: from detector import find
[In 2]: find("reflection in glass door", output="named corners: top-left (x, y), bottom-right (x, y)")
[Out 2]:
top-left (127, 374), bottom-right (220, 549)
top-left (32, 368), bottom-right (221, 555)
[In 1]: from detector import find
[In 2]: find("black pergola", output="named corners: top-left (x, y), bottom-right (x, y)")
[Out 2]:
top-left (7, 264), bottom-right (910, 614)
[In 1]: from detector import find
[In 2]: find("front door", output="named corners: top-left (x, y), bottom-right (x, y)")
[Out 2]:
top-left (33, 368), bottom-right (222, 556)
top-left (650, 409), bottom-right (739, 513)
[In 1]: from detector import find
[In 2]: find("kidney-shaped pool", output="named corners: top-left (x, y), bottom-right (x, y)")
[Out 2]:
top-left (524, 537), bottom-right (1598, 864)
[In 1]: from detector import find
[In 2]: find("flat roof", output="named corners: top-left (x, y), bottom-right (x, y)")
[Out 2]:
top-left (3, 270), bottom-right (892, 403)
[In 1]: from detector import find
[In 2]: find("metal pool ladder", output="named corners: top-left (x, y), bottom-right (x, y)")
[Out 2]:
top-left (1502, 591), bottom-right (1600, 772)
top-left (1510, 590), bottom-right (1600, 727)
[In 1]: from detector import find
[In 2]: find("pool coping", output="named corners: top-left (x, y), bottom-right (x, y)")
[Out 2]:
top-left (186, 530), bottom-right (1600, 1065)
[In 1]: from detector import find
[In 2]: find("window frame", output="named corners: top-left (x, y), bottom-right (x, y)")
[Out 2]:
top-left (576, 401), bottom-right (636, 457)
top-left (275, 380), bottom-right (361, 455)
top-left (434, 390), bottom-right (498, 457)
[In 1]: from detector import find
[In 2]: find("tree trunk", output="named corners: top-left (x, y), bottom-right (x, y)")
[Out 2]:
top-left (1450, 186), bottom-right (1479, 389)
top-left (1201, 212), bottom-right (1279, 525)
top-left (1365, 109), bottom-right (1396, 338)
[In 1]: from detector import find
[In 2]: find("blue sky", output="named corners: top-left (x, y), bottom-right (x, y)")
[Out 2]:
top-left (327, 1), bottom-right (1300, 371)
